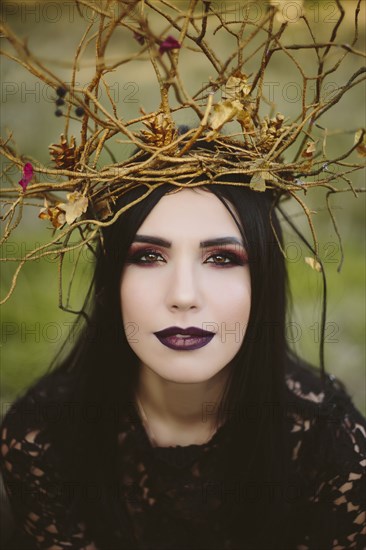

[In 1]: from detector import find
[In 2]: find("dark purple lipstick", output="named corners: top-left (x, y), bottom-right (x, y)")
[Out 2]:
top-left (154, 326), bottom-right (215, 351)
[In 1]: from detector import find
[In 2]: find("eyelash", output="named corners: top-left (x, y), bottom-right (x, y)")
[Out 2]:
top-left (126, 248), bottom-right (246, 267)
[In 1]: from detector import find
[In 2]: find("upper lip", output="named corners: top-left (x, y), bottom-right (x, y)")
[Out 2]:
top-left (154, 326), bottom-right (215, 337)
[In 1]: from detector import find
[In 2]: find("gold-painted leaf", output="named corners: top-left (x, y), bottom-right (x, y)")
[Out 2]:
top-left (304, 256), bottom-right (322, 272)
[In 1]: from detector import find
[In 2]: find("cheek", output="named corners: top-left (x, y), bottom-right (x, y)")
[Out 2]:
top-left (218, 280), bottom-right (250, 349)
top-left (226, 293), bottom-right (251, 324)
top-left (209, 277), bottom-right (251, 333)
top-left (223, 274), bottom-right (251, 312)
top-left (120, 273), bottom-right (156, 321)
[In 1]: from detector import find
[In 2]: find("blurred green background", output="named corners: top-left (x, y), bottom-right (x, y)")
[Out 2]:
top-left (1, 0), bottom-right (365, 419)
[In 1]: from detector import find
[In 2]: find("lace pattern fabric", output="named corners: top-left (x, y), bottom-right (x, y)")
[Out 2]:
top-left (1, 363), bottom-right (365, 550)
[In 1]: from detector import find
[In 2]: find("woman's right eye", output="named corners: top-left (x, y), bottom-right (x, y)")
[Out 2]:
top-left (127, 249), bottom-right (165, 264)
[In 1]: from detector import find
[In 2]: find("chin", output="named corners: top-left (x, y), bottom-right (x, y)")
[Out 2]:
top-left (141, 360), bottom-right (230, 384)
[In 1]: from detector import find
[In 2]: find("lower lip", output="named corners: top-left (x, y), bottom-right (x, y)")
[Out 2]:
top-left (155, 334), bottom-right (214, 351)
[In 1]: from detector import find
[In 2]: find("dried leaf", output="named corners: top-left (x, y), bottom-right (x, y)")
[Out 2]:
top-left (236, 108), bottom-right (255, 133)
top-left (302, 140), bottom-right (317, 158)
top-left (250, 172), bottom-right (267, 192)
top-left (304, 256), bottom-right (322, 272)
top-left (354, 129), bottom-right (366, 157)
top-left (58, 191), bottom-right (88, 225)
top-left (261, 171), bottom-right (277, 182)
top-left (224, 71), bottom-right (251, 102)
top-left (94, 198), bottom-right (114, 220)
top-left (209, 99), bottom-right (243, 130)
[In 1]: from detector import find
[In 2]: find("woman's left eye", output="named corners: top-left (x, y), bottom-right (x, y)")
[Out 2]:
top-left (205, 252), bottom-right (242, 266)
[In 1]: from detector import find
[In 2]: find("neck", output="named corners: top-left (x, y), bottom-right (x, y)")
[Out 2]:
top-left (134, 365), bottom-right (230, 446)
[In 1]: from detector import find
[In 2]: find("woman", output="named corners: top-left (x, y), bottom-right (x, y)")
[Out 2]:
top-left (0, 144), bottom-right (365, 549)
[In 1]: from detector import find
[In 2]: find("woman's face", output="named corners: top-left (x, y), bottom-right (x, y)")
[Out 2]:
top-left (120, 188), bottom-right (251, 383)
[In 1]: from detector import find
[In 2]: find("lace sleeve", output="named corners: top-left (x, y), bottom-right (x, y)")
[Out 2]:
top-left (312, 406), bottom-right (366, 549)
top-left (288, 371), bottom-right (366, 550)
top-left (0, 402), bottom-right (98, 550)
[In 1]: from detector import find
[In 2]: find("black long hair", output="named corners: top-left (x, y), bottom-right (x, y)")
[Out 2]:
top-left (16, 141), bottom-right (325, 548)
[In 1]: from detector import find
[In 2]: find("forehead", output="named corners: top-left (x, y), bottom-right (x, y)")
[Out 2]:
top-left (137, 188), bottom-right (242, 236)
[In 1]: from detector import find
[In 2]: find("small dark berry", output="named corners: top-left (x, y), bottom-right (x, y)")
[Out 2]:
top-left (55, 109), bottom-right (63, 117)
top-left (56, 86), bottom-right (67, 98)
top-left (56, 98), bottom-right (65, 106)
top-left (75, 106), bottom-right (85, 117)
top-left (178, 125), bottom-right (190, 135)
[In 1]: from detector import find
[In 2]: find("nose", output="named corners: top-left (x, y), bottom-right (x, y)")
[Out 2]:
top-left (166, 259), bottom-right (202, 311)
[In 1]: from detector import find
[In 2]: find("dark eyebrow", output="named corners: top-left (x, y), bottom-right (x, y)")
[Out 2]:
top-left (133, 235), bottom-right (244, 248)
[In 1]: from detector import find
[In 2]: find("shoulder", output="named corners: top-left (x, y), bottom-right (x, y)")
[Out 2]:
top-left (0, 370), bottom-right (99, 548)
top-left (0, 368), bottom-right (76, 476)
top-left (283, 358), bottom-right (366, 480)
top-left (284, 357), bottom-right (366, 445)
top-left (284, 357), bottom-right (363, 413)
top-left (284, 359), bottom-right (366, 547)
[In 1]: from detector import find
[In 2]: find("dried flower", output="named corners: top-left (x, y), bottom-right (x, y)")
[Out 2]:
top-left (354, 129), bottom-right (366, 157)
top-left (18, 162), bottom-right (33, 191)
top-left (159, 35), bottom-right (181, 55)
top-left (39, 199), bottom-right (66, 229)
top-left (58, 191), bottom-right (88, 225)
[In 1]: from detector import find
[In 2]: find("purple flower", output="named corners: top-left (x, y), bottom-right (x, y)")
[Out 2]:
top-left (159, 35), bottom-right (181, 55)
top-left (18, 162), bottom-right (33, 191)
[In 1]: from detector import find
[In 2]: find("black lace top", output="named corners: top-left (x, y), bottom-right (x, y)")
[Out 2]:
top-left (1, 361), bottom-right (365, 550)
